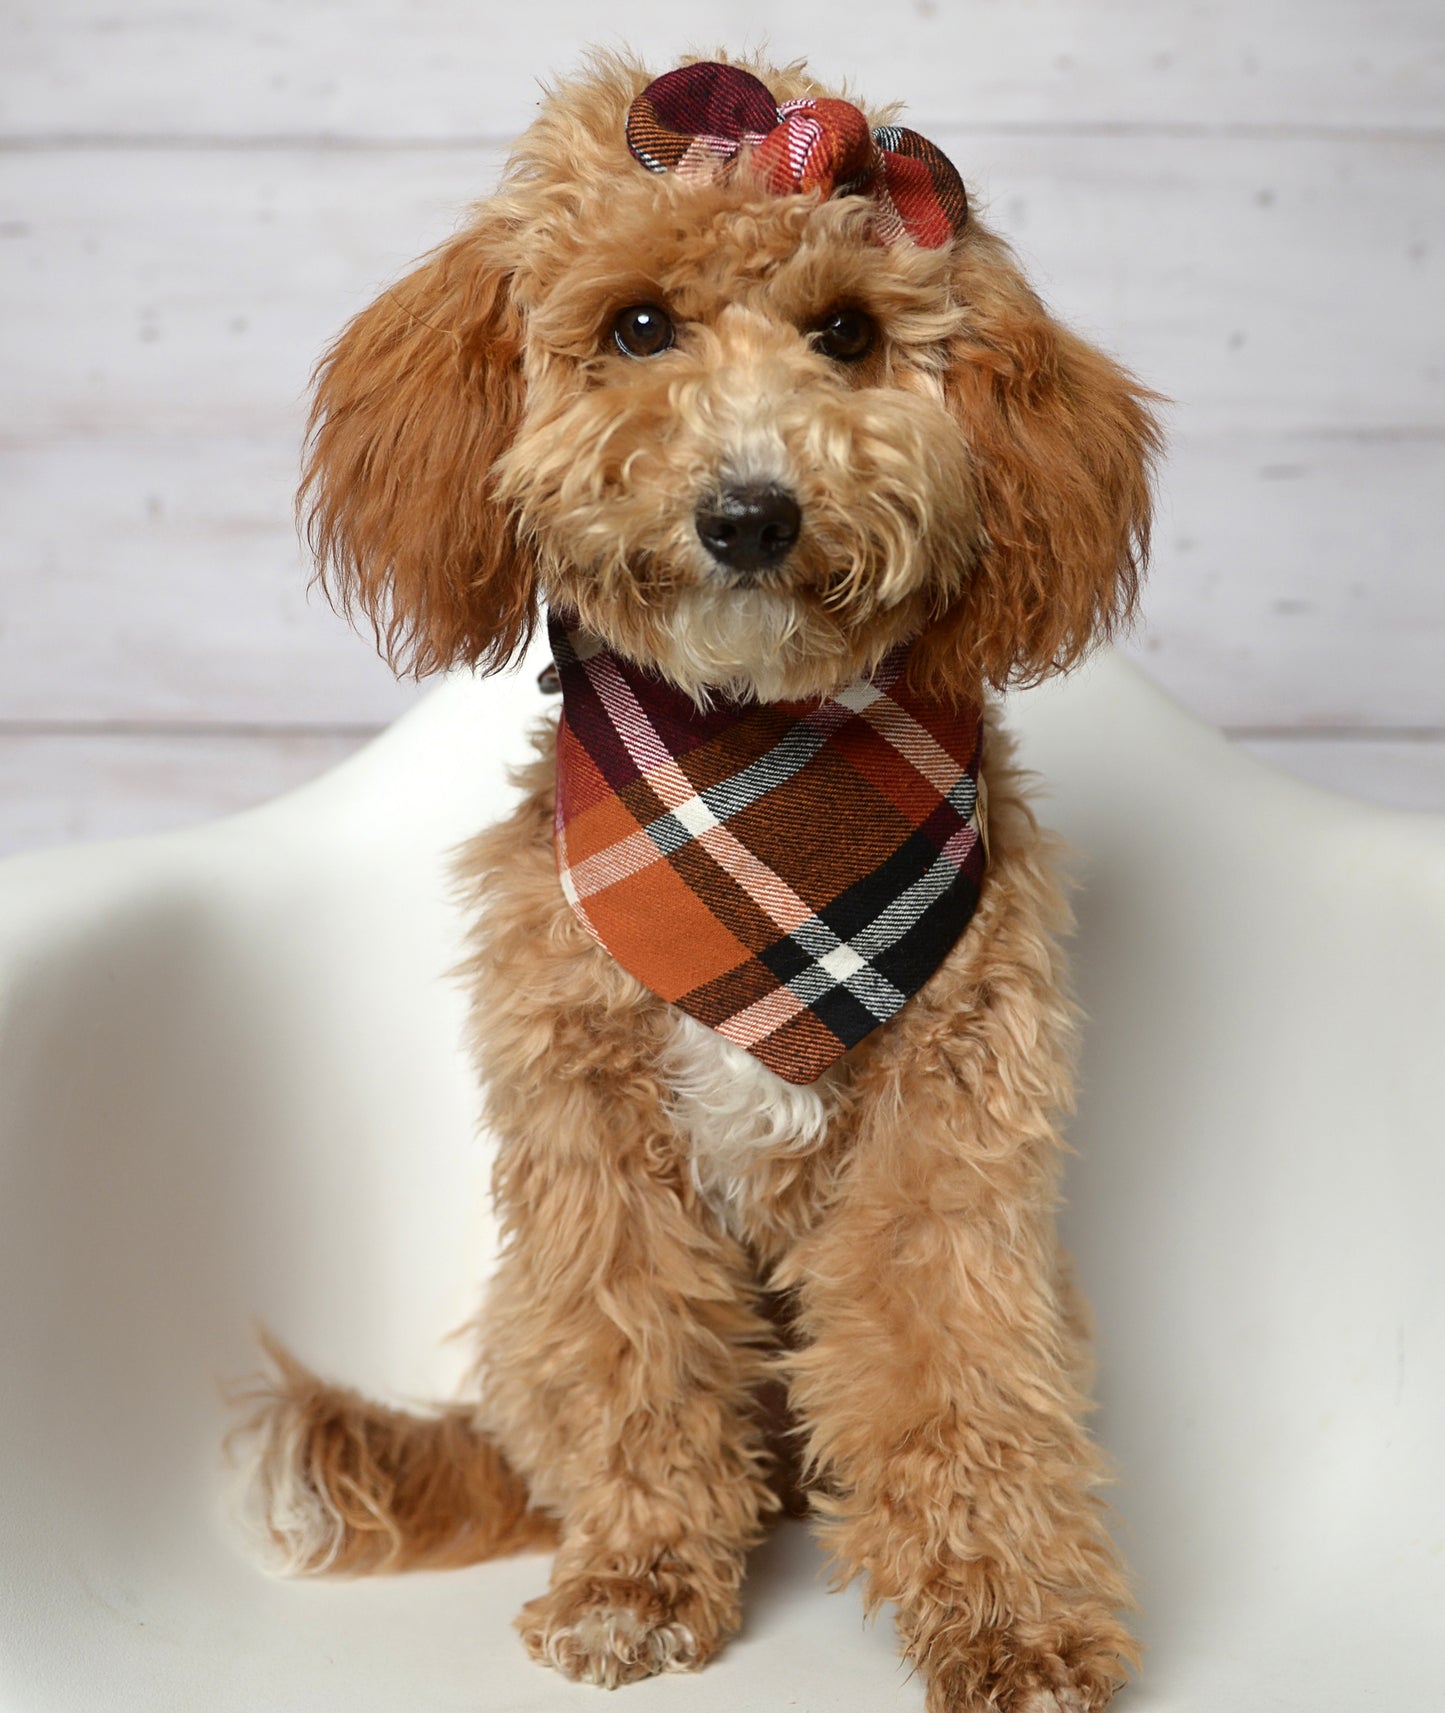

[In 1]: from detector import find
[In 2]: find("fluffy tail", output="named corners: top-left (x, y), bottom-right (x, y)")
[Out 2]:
top-left (230, 1334), bottom-right (555, 1576)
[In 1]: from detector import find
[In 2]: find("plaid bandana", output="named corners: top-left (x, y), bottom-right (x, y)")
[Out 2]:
top-left (549, 613), bottom-right (986, 1084)
top-left (626, 62), bottom-right (968, 250)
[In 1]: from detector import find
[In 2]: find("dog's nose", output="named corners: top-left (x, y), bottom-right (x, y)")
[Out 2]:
top-left (695, 485), bottom-right (802, 575)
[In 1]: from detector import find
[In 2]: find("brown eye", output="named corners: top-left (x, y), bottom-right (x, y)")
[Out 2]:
top-left (612, 303), bottom-right (674, 358)
top-left (812, 307), bottom-right (877, 363)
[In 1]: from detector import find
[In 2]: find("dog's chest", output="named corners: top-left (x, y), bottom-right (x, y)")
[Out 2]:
top-left (660, 1012), bottom-right (845, 1236)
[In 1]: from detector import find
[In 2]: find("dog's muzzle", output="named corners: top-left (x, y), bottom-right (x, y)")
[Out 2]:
top-left (695, 484), bottom-right (802, 578)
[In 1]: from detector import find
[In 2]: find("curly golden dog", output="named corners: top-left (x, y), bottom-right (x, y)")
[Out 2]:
top-left (239, 49), bottom-right (1160, 1713)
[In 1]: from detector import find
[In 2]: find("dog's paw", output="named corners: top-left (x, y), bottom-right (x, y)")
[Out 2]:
top-left (924, 1623), bottom-right (1131, 1713)
top-left (518, 1571), bottom-right (721, 1688)
top-left (1010, 1689), bottom-right (1092, 1713)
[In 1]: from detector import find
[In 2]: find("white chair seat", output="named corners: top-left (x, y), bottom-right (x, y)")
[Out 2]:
top-left (2, 652), bottom-right (1441, 1711)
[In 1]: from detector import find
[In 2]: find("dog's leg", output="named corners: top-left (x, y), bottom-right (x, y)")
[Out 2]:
top-left (785, 1088), bottom-right (1133, 1712)
top-left (475, 1076), bottom-right (776, 1687)
top-left (457, 772), bottom-right (778, 1687)
top-left (780, 786), bottom-right (1135, 1712)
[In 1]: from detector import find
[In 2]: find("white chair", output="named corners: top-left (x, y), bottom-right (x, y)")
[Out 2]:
top-left (2, 653), bottom-right (1441, 1711)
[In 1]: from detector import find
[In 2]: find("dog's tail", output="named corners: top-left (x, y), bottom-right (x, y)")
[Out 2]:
top-left (229, 1333), bottom-right (554, 1576)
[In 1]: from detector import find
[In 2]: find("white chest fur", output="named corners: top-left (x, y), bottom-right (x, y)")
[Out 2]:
top-left (660, 1012), bottom-right (846, 1236)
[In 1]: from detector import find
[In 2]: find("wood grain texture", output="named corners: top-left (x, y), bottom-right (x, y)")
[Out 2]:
top-left (3, 135), bottom-right (1440, 439)
top-left (1, 0), bottom-right (1442, 852)
top-left (6, 0), bottom-right (1444, 138)
top-left (1140, 429), bottom-right (1445, 730)
top-left (2, 426), bottom-right (1437, 732)
top-left (1, 140), bottom-right (1438, 729)
top-left (0, 434), bottom-right (423, 724)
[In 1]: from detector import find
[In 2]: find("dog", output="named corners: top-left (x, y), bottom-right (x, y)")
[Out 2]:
top-left (239, 50), bottom-right (1160, 1713)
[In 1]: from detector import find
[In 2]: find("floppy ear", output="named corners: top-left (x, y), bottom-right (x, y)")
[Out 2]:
top-left (913, 234), bottom-right (1162, 695)
top-left (301, 218), bottom-right (533, 677)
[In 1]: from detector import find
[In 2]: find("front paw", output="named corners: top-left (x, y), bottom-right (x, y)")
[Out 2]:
top-left (518, 1569), bottom-right (729, 1688)
top-left (924, 1620), bottom-right (1133, 1713)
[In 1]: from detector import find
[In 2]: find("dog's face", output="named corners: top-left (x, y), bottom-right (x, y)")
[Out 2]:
top-left (305, 54), bottom-right (1159, 703)
top-left (498, 168), bottom-right (975, 702)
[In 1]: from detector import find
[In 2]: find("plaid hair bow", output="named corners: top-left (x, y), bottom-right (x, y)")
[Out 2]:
top-left (626, 61), bottom-right (967, 250)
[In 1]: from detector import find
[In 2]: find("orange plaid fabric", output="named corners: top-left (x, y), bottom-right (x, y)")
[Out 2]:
top-left (625, 62), bottom-right (968, 250)
top-left (550, 614), bottom-right (986, 1084)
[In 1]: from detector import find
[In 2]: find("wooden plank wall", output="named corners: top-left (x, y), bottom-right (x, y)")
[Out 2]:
top-left (2, 2), bottom-right (1443, 855)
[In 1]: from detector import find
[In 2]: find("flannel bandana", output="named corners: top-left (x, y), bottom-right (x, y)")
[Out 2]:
top-left (626, 61), bottom-right (967, 250)
top-left (550, 613), bottom-right (986, 1085)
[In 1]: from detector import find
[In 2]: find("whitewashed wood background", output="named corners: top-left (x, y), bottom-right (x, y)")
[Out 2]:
top-left (2, 0), bottom-right (1443, 856)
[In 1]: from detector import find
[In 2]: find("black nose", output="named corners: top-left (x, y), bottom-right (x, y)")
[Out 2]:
top-left (695, 485), bottom-right (802, 575)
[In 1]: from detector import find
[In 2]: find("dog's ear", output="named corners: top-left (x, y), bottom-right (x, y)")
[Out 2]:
top-left (301, 218), bottom-right (533, 677)
top-left (913, 236), bottom-right (1162, 695)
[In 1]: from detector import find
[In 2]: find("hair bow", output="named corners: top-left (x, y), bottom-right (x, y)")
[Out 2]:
top-left (625, 62), bottom-right (967, 250)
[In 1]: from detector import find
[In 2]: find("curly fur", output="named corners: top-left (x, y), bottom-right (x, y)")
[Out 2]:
top-left (238, 47), bottom-right (1161, 1713)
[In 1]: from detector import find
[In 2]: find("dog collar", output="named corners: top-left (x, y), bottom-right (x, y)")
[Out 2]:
top-left (626, 62), bottom-right (967, 250)
top-left (549, 612), bottom-right (986, 1084)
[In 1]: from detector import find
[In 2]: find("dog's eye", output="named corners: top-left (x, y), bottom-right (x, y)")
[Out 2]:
top-left (612, 304), bottom-right (675, 359)
top-left (812, 308), bottom-right (877, 363)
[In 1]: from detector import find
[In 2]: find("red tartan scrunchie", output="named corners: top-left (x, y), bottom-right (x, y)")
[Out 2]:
top-left (626, 61), bottom-right (967, 250)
